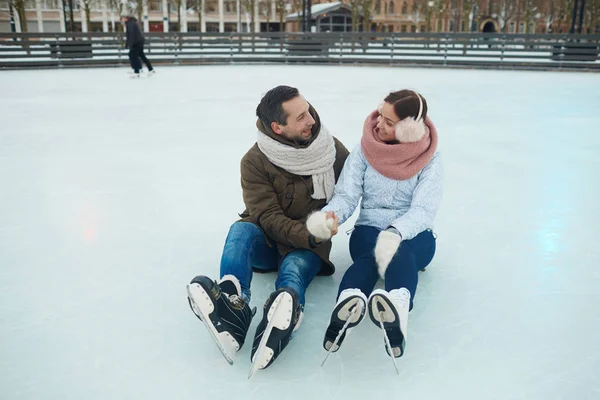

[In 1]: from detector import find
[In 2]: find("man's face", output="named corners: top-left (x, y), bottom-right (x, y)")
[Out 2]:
top-left (272, 95), bottom-right (316, 142)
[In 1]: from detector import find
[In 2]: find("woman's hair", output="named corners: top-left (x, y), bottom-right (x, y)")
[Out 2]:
top-left (384, 90), bottom-right (428, 122)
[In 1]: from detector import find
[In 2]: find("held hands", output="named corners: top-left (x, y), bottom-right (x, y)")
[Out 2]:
top-left (374, 229), bottom-right (402, 278)
top-left (306, 211), bottom-right (339, 241)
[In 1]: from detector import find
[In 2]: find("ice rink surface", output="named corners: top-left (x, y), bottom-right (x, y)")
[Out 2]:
top-left (1, 65), bottom-right (599, 399)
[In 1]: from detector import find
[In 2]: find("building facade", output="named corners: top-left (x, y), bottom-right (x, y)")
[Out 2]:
top-left (1, 0), bottom-right (598, 34)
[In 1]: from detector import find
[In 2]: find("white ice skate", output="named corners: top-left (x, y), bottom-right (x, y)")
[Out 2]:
top-left (368, 288), bottom-right (411, 375)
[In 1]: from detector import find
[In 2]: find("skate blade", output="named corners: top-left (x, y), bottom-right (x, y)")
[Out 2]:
top-left (378, 311), bottom-right (399, 375)
top-left (187, 283), bottom-right (238, 365)
top-left (248, 291), bottom-right (293, 379)
top-left (321, 306), bottom-right (358, 367)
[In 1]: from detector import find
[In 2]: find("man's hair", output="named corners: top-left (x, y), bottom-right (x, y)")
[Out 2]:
top-left (256, 85), bottom-right (300, 127)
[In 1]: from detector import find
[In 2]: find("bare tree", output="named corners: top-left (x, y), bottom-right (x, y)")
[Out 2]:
top-left (460, 0), bottom-right (479, 32)
top-left (555, 0), bottom-right (573, 32)
top-left (275, 0), bottom-right (286, 32)
top-left (7, 0), bottom-right (27, 33)
top-left (172, 0), bottom-right (182, 31)
top-left (408, 0), bottom-right (428, 32)
top-left (521, 0), bottom-right (539, 33)
top-left (431, 0), bottom-right (450, 31)
top-left (241, 0), bottom-right (256, 32)
top-left (362, 0), bottom-right (372, 32)
top-left (196, 0), bottom-right (205, 31)
top-left (492, 0), bottom-right (518, 32)
top-left (424, 0), bottom-right (438, 31)
top-left (80, 0), bottom-right (92, 29)
top-left (291, 0), bottom-right (302, 30)
top-left (260, 0), bottom-right (274, 29)
top-left (108, 0), bottom-right (127, 31)
top-left (585, 0), bottom-right (600, 33)
top-left (538, 0), bottom-right (559, 32)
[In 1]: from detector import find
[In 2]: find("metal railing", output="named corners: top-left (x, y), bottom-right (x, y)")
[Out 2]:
top-left (1, 32), bottom-right (599, 71)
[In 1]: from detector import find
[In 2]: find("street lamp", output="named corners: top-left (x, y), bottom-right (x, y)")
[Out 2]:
top-left (427, 1), bottom-right (434, 32)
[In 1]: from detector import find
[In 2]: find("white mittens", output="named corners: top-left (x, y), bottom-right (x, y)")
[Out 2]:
top-left (374, 230), bottom-right (402, 278)
top-left (306, 211), bottom-right (335, 240)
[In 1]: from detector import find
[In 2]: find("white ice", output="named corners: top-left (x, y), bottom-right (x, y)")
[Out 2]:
top-left (1, 65), bottom-right (599, 400)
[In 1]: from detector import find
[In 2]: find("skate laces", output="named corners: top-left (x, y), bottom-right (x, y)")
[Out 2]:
top-left (226, 293), bottom-right (245, 307)
top-left (390, 288), bottom-right (410, 309)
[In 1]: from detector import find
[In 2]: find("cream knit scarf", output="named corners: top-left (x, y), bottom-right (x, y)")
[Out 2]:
top-left (257, 127), bottom-right (336, 201)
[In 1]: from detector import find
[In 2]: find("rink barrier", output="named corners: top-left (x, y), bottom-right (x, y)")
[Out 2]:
top-left (0, 32), bottom-right (598, 71)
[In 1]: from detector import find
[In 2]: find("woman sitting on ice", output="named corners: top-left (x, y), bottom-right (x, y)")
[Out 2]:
top-left (307, 90), bottom-right (443, 367)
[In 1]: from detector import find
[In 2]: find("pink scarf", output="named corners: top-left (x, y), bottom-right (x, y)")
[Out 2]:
top-left (361, 110), bottom-right (438, 180)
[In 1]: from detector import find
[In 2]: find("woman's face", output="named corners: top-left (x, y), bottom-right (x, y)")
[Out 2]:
top-left (376, 101), bottom-right (400, 143)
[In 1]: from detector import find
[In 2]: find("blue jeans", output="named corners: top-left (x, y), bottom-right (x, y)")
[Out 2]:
top-left (338, 226), bottom-right (436, 310)
top-left (219, 222), bottom-right (321, 306)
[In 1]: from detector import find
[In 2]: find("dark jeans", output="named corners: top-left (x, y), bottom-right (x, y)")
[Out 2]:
top-left (338, 225), bottom-right (436, 310)
top-left (128, 43), bottom-right (153, 73)
top-left (219, 222), bottom-right (321, 306)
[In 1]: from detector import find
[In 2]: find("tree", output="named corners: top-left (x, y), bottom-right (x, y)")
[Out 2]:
top-left (241, 0), bottom-right (256, 32)
top-left (260, 0), bottom-right (274, 29)
top-left (108, 0), bottom-right (127, 31)
top-left (460, 0), bottom-right (479, 32)
top-left (275, 0), bottom-right (287, 32)
top-left (290, 0), bottom-right (303, 31)
top-left (585, 0), bottom-right (600, 33)
top-left (80, 0), bottom-right (92, 30)
top-left (349, 0), bottom-right (361, 31)
top-left (408, 0), bottom-right (427, 32)
top-left (7, 0), bottom-right (27, 33)
top-left (555, 0), bottom-right (574, 32)
top-left (521, 0), bottom-right (539, 33)
top-left (431, 0), bottom-right (451, 32)
top-left (196, 0), bottom-right (205, 31)
top-left (492, 0), bottom-right (518, 32)
top-left (362, 0), bottom-right (373, 32)
top-left (538, 0), bottom-right (559, 32)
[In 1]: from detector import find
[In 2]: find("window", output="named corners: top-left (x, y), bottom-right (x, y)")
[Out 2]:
top-left (206, 23), bottom-right (219, 32)
top-left (43, 0), bottom-right (61, 9)
top-left (224, 23), bottom-right (237, 32)
top-left (519, 22), bottom-right (525, 33)
top-left (89, 22), bottom-right (104, 32)
top-left (402, 2), bottom-right (407, 14)
top-left (375, 0), bottom-right (381, 14)
top-left (401, 25), bottom-right (407, 32)
top-left (389, 1), bottom-right (394, 14)
top-left (411, 25), bottom-right (416, 32)
top-left (509, 22), bottom-right (516, 33)
top-left (149, 0), bottom-right (162, 11)
top-left (206, 0), bottom-right (217, 12)
top-left (420, 24), bottom-right (426, 32)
